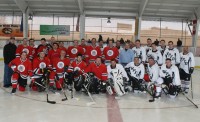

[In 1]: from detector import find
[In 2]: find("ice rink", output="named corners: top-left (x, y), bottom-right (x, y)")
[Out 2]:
top-left (0, 61), bottom-right (200, 122)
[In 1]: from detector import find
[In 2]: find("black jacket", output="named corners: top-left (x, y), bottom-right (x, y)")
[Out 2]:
top-left (3, 42), bottom-right (17, 64)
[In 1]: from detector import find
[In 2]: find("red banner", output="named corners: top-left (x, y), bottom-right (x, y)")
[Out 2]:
top-left (0, 24), bottom-right (25, 37)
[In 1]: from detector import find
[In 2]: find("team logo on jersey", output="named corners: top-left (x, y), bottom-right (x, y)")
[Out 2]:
top-left (57, 61), bottom-right (64, 69)
top-left (39, 62), bottom-right (46, 68)
top-left (22, 48), bottom-right (29, 54)
top-left (71, 48), bottom-right (78, 54)
top-left (74, 67), bottom-right (80, 71)
top-left (91, 50), bottom-right (97, 56)
top-left (107, 50), bottom-right (114, 56)
top-left (17, 65), bottom-right (25, 72)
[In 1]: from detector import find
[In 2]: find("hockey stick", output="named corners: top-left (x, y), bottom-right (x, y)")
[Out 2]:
top-left (181, 91), bottom-right (198, 108)
top-left (34, 81), bottom-right (58, 94)
top-left (55, 75), bottom-right (68, 101)
top-left (191, 75), bottom-right (193, 99)
top-left (83, 84), bottom-right (96, 106)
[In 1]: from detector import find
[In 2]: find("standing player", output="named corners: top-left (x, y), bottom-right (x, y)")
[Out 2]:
top-left (67, 40), bottom-right (84, 62)
top-left (37, 38), bottom-right (48, 56)
top-left (85, 38), bottom-right (102, 63)
top-left (144, 38), bottom-right (152, 53)
top-left (48, 42), bottom-right (60, 63)
top-left (146, 43), bottom-right (163, 66)
top-left (179, 47), bottom-right (195, 93)
top-left (9, 51), bottom-right (32, 94)
top-left (132, 39), bottom-right (146, 63)
top-left (163, 41), bottom-right (180, 67)
top-left (29, 38), bottom-right (38, 59)
top-left (16, 38), bottom-right (33, 60)
top-left (102, 40), bottom-right (119, 65)
top-left (49, 50), bottom-right (70, 90)
top-left (157, 39), bottom-right (168, 55)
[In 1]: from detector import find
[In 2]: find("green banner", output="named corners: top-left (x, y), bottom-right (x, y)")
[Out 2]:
top-left (40, 25), bottom-right (70, 35)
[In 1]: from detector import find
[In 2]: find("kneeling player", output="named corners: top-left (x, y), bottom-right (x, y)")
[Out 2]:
top-left (125, 57), bottom-right (145, 93)
top-left (156, 58), bottom-right (181, 98)
top-left (84, 57), bottom-right (108, 94)
top-left (179, 46), bottom-right (195, 94)
top-left (107, 59), bottom-right (129, 96)
top-left (9, 51), bottom-right (32, 94)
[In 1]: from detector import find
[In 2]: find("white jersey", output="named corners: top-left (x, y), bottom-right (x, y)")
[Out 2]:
top-left (146, 49), bottom-right (163, 65)
top-left (107, 64), bottom-right (129, 81)
top-left (163, 48), bottom-right (180, 65)
top-left (180, 52), bottom-right (195, 74)
top-left (157, 45), bottom-right (169, 55)
top-left (132, 46), bottom-right (146, 62)
top-left (147, 63), bottom-right (159, 83)
top-left (159, 64), bottom-right (181, 86)
top-left (125, 62), bottom-right (145, 80)
top-left (144, 45), bottom-right (152, 54)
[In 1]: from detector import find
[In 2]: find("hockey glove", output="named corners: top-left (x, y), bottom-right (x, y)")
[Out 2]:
top-left (189, 67), bottom-right (194, 74)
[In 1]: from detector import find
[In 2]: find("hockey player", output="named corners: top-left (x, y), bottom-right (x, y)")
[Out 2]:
top-left (146, 56), bottom-right (160, 97)
top-left (85, 38), bottom-right (102, 63)
top-left (144, 38), bottom-right (152, 53)
top-left (68, 54), bottom-right (87, 91)
top-left (157, 39), bottom-right (168, 55)
top-left (179, 46), bottom-right (195, 94)
top-left (132, 39), bottom-right (146, 63)
top-left (59, 41), bottom-right (67, 54)
top-left (29, 38), bottom-right (38, 59)
top-left (79, 38), bottom-right (88, 55)
top-left (163, 41), bottom-right (180, 67)
top-left (31, 51), bottom-right (52, 92)
top-left (67, 40), bottom-right (84, 62)
top-left (49, 50), bottom-right (70, 90)
top-left (48, 42), bottom-right (61, 63)
top-left (37, 38), bottom-right (48, 56)
top-left (84, 57), bottom-right (108, 93)
top-left (9, 51), bottom-right (32, 94)
top-left (102, 39), bottom-right (119, 65)
top-left (16, 38), bottom-right (33, 60)
top-left (146, 43), bottom-right (163, 66)
top-left (156, 58), bottom-right (181, 98)
top-left (107, 59), bottom-right (129, 96)
top-left (125, 57), bottom-right (145, 93)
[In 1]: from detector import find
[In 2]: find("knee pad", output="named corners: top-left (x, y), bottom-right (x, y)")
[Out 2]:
top-left (18, 76), bottom-right (27, 88)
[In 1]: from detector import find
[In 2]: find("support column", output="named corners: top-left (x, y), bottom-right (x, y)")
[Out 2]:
top-left (80, 13), bottom-right (85, 39)
top-left (192, 19), bottom-right (200, 48)
top-left (23, 8), bottom-right (29, 38)
top-left (135, 16), bottom-right (141, 40)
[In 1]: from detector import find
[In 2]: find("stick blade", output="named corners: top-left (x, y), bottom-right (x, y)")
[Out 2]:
top-left (47, 100), bottom-right (56, 104)
top-left (62, 98), bottom-right (68, 101)
top-left (86, 102), bottom-right (96, 106)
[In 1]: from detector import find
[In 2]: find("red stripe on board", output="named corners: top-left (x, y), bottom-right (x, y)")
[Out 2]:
top-left (107, 95), bottom-right (123, 122)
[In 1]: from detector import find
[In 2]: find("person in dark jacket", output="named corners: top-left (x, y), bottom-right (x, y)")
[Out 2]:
top-left (3, 37), bottom-right (17, 88)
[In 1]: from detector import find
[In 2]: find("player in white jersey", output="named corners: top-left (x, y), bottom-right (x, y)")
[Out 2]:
top-left (107, 60), bottom-right (129, 96)
top-left (146, 43), bottom-right (163, 66)
top-left (179, 46), bottom-right (195, 94)
top-left (157, 39), bottom-right (169, 55)
top-left (125, 57), bottom-right (145, 93)
top-left (156, 58), bottom-right (181, 98)
top-left (132, 39), bottom-right (146, 63)
top-left (144, 38), bottom-right (152, 54)
top-left (163, 41), bottom-right (180, 67)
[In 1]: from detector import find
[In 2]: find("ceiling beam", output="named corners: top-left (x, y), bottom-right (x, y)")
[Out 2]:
top-left (139, 0), bottom-right (149, 17)
top-left (13, 0), bottom-right (32, 14)
top-left (76, 0), bottom-right (83, 14)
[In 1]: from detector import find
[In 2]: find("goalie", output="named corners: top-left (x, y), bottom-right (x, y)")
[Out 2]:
top-left (107, 59), bottom-right (129, 96)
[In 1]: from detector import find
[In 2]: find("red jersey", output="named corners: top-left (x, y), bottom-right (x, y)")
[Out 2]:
top-left (48, 49), bottom-right (61, 63)
top-left (31, 45), bottom-right (38, 59)
top-left (67, 46), bottom-right (84, 61)
top-left (85, 62), bottom-right (108, 81)
top-left (16, 44), bottom-right (33, 60)
top-left (52, 58), bottom-right (70, 73)
top-left (59, 46), bottom-right (67, 53)
top-left (103, 46), bottom-right (119, 62)
top-left (85, 45), bottom-right (102, 63)
top-left (32, 57), bottom-right (51, 76)
top-left (9, 57), bottom-right (32, 78)
top-left (68, 60), bottom-right (87, 74)
top-left (37, 44), bottom-right (48, 55)
top-left (79, 45), bottom-right (87, 55)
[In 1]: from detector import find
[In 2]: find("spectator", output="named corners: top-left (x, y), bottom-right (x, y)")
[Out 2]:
top-left (3, 37), bottom-right (17, 88)
top-left (119, 43), bottom-right (134, 67)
